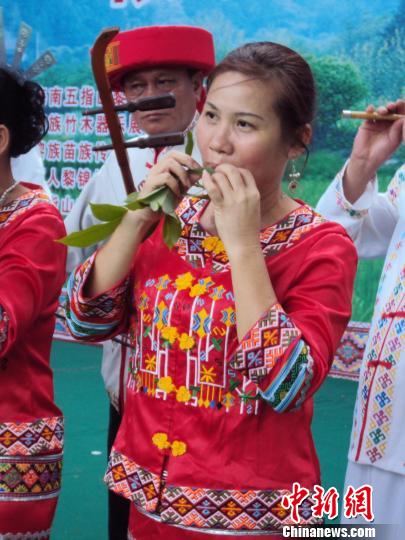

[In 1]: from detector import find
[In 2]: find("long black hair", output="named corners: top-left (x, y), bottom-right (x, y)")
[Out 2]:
top-left (0, 67), bottom-right (48, 157)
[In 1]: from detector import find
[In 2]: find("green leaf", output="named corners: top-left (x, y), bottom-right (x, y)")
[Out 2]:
top-left (185, 130), bottom-right (194, 156)
top-left (57, 218), bottom-right (122, 247)
top-left (136, 186), bottom-right (167, 205)
top-left (125, 199), bottom-right (144, 211)
top-left (125, 192), bottom-right (139, 204)
top-left (163, 214), bottom-right (182, 250)
top-left (161, 189), bottom-right (177, 214)
top-left (89, 203), bottom-right (128, 222)
top-left (188, 166), bottom-right (215, 176)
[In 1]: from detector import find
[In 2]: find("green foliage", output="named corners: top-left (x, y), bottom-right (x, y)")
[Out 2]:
top-left (307, 56), bottom-right (366, 150)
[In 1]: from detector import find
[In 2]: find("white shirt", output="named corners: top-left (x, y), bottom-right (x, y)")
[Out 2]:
top-left (317, 163), bottom-right (405, 474)
top-left (11, 146), bottom-right (53, 198)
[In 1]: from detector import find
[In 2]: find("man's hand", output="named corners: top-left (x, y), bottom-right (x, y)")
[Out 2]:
top-left (344, 99), bottom-right (405, 203)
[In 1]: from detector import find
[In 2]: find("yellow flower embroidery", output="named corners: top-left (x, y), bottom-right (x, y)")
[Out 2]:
top-left (171, 440), bottom-right (187, 457)
top-left (157, 376), bottom-right (175, 394)
top-left (179, 333), bottom-right (195, 350)
top-left (152, 432), bottom-right (171, 450)
top-left (176, 386), bottom-right (191, 403)
top-left (175, 272), bottom-right (195, 291)
top-left (189, 283), bottom-right (207, 297)
top-left (213, 239), bottom-right (225, 255)
top-left (161, 326), bottom-right (179, 344)
top-left (202, 236), bottom-right (219, 251)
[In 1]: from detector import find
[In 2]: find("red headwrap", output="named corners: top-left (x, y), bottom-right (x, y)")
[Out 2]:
top-left (105, 25), bottom-right (215, 91)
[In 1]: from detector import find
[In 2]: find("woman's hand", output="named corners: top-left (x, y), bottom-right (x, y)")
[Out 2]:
top-left (344, 99), bottom-right (405, 202)
top-left (139, 151), bottom-right (201, 200)
top-left (202, 164), bottom-right (261, 257)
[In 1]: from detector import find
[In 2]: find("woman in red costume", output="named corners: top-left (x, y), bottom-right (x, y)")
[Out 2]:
top-left (66, 42), bottom-right (357, 538)
top-left (0, 67), bottom-right (66, 539)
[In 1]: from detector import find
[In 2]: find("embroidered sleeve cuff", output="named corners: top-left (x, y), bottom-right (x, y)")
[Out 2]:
top-left (230, 303), bottom-right (314, 412)
top-left (335, 161), bottom-right (378, 218)
top-left (65, 252), bottom-right (129, 340)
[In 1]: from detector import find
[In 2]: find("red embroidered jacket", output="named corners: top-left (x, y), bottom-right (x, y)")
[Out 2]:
top-left (66, 197), bottom-right (357, 534)
top-left (0, 185), bottom-right (66, 509)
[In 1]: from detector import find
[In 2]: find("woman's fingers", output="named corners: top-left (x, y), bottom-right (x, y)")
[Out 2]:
top-left (201, 170), bottom-right (223, 204)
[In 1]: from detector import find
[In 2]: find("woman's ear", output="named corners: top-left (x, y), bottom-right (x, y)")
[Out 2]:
top-left (0, 125), bottom-right (10, 157)
top-left (287, 123), bottom-right (312, 160)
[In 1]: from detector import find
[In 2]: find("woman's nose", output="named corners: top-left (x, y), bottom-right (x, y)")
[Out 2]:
top-left (209, 125), bottom-right (232, 154)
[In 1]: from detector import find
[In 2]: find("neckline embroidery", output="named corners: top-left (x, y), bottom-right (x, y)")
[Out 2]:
top-left (174, 197), bottom-right (327, 272)
top-left (0, 188), bottom-right (52, 230)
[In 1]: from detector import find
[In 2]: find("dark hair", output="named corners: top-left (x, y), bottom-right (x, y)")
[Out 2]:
top-left (0, 67), bottom-right (48, 158)
top-left (207, 42), bottom-right (316, 150)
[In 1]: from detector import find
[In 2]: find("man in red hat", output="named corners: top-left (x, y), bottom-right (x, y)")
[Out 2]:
top-left (65, 25), bottom-right (215, 540)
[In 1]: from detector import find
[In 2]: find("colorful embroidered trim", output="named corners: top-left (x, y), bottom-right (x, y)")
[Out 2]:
top-left (175, 197), bottom-right (327, 272)
top-left (0, 530), bottom-right (51, 539)
top-left (260, 340), bottom-right (314, 412)
top-left (105, 449), bottom-right (320, 533)
top-left (387, 164), bottom-right (405, 207)
top-left (160, 485), bottom-right (321, 532)
top-left (334, 175), bottom-right (369, 219)
top-left (0, 453), bottom-right (62, 501)
top-left (104, 449), bottom-right (160, 512)
top-left (66, 253), bottom-right (128, 340)
top-left (0, 417), bottom-right (64, 457)
top-left (0, 191), bottom-right (52, 230)
top-left (230, 304), bottom-right (311, 412)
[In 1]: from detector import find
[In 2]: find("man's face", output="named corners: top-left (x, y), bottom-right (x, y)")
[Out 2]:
top-left (122, 67), bottom-right (202, 135)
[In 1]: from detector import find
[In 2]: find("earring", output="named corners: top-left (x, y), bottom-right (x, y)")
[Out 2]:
top-left (288, 161), bottom-right (301, 193)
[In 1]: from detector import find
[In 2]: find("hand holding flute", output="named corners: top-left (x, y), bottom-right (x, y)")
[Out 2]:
top-left (342, 99), bottom-right (405, 203)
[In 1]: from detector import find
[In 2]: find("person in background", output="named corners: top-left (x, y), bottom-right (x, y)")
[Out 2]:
top-left (65, 41), bottom-right (357, 539)
top-left (316, 99), bottom-right (404, 538)
top-left (0, 66), bottom-right (66, 539)
top-left (64, 25), bottom-right (215, 540)
top-left (11, 145), bottom-right (53, 197)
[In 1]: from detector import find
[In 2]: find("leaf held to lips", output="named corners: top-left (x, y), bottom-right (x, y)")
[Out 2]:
top-left (185, 130), bottom-right (194, 156)
top-left (89, 203), bottom-right (128, 222)
top-left (163, 213), bottom-right (182, 250)
top-left (57, 218), bottom-right (122, 247)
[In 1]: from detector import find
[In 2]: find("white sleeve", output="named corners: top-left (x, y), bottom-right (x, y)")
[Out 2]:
top-left (64, 153), bottom-right (126, 273)
top-left (316, 162), bottom-right (401, 259)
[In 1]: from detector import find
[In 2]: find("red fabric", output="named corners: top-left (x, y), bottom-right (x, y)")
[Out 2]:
top-left (0, 185), bottom-right (66, 536)
top-left (68, 198), bottom-right (357, 533)
top-left (105, 26), bottom-right (215, 89)
top-left (0, 186), bottom-right (66, 423)
top-left (0, 499), bottom-right (57, 537)
top-left (129, 506), bottom-right (284, 539)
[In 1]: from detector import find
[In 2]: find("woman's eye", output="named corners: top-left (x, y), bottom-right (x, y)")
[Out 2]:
top-left (237, 120), bottom-right (254, 129)
top-left (205, 111), bottom-right (217, 120)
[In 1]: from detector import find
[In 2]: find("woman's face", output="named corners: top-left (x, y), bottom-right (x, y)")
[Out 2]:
top-left (196, 71), bottom-right (293, 193)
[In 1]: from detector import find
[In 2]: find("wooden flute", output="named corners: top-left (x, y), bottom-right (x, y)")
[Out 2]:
top-left (342, 110), bottom-right (405, 121)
